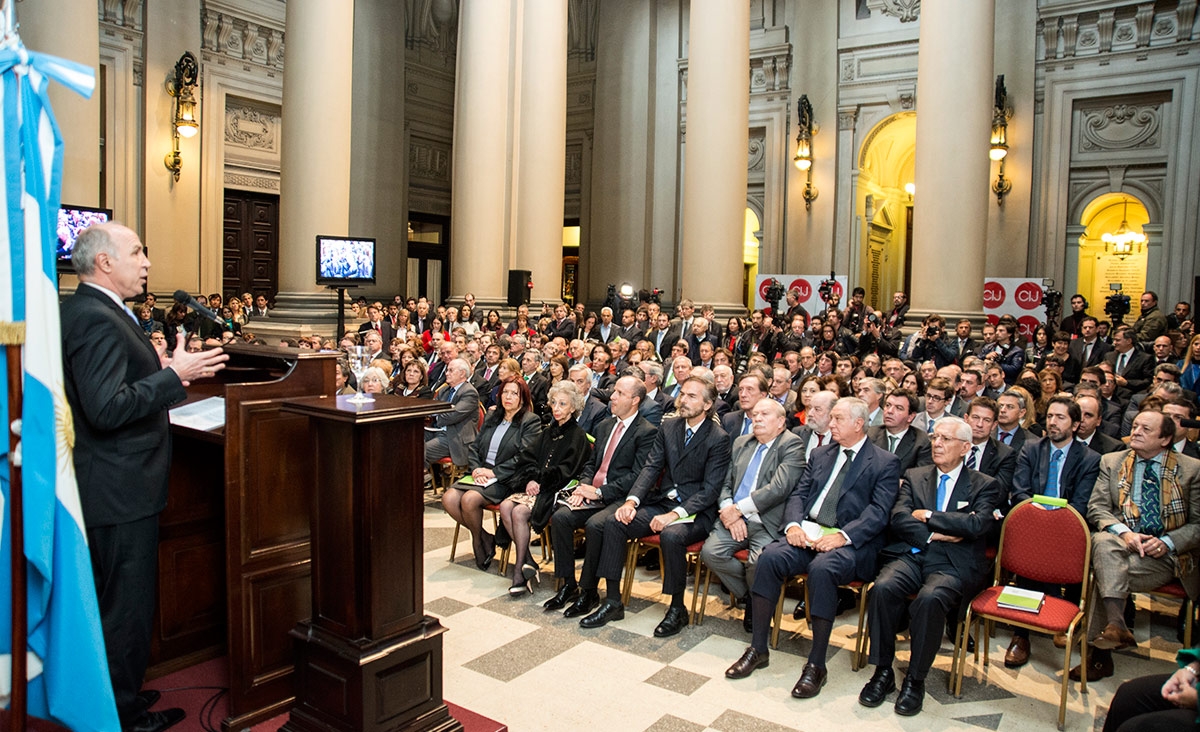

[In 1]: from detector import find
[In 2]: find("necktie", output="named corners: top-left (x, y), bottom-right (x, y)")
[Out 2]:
top-left (936, 473), bottom-right (950, 513)
top-left (742, 417), bottom-right (751, 436)
top-left (999, 431), bottom-right (1012, 445)
top-left (1084, 342), bottom-right (1093, 363)
top-left (734, 443), bottom-right (768, 503)
top-left (927, 417), bottom-right (936, 434)
top-left (966, 445), bottom-right (978, 470)
top-left (592, 420), bottom-right (626, 488)
top-left (485, 365), bottom-right (495, 380)
top-left (816, 433), bottom-right (825, 447)
top-left (1117, 352), bottom-right (1128, 374)
top-left (815, 449), bottom-right (854, 526)
top-left (685, 427), bottom-right (695, 446)
top-left (1139, 459), bottom-right (1164, 535)
top-left (1046, 448), bottom-right (1063, 498)
top-left (887, 434), bottom-right (899, 454)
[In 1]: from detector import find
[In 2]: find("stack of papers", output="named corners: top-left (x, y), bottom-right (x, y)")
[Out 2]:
top-left (997, 586), bottom-right (1045, 613)
top-left (457, 474), bottom-right (497, 488)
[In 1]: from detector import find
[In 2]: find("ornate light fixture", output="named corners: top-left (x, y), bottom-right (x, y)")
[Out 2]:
top-left (1102, 198), bottom-right (1146, 259)
top-left (793, 95), bottom-right (818, 211)
top-left (164, 51), bottom-right (199, 182)
top-left (990, 74), bottom-right (1012, 205)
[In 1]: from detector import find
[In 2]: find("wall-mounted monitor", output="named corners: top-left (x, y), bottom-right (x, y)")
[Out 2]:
top-left (316, 234), bottom-right (376, 287)
top-left (57, 204), bottom-right (113, 273)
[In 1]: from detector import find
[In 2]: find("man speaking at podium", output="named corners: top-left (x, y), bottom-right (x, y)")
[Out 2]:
top-left (61, 223), bottom-right (228, 732)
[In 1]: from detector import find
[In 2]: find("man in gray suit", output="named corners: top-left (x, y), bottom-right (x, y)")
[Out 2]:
top-left (701, 399), bottom-right (807, 632)
top-left (423, 358), bottom-right (480, 467)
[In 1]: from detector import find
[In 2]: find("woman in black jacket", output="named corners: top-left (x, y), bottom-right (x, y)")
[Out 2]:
top-left (498, 380), bottom-right (591, 595)
top-left (441, 378), bottom-right (541, 570)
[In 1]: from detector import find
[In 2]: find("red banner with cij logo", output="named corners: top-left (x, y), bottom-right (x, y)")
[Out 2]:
top-left (984, 278), bottom-right (1044, 340)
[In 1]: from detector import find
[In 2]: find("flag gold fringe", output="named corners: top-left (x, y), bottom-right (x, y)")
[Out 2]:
top-left (0, 320), bottom-right (26, 345)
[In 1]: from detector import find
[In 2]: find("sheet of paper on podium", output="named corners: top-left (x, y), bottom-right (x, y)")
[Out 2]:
top-left (169, 396), bottom-right (226, 431)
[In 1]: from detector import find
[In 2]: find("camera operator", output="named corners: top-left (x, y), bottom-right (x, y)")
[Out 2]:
top-left (1059, 294), bottom-right (1090, 337)
top-left (782, 287), bottom-right (811, 331)
top-left (843, 287), bottom-right (868, 332)
top-left (902, 314), bottom-right (957, 369)
top-left (850, 310), bottom-right (899, 360)
top-left (978, 321), bottom-right (1026, 385)
top-left (1132, 290), bottom-right (1169, 345)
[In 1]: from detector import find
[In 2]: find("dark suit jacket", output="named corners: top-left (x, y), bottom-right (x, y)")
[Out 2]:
top-left (952, 337), bottom-right (980, 364)
top-left (868, 425), bottom-right (933, 474)
top-left (974, 437), bottom-right (1017, 496)
top-left (546, 318), bottom-right (576, 341)
top-left (580, 415), bottom-right (657, 505)
top-left (468, 411), bottom-right (542, 502)
top-left (891, 465), bottom-right (1002, 580)
top-left (722, 409), bottom-right (753, 444)
top-left (358, 319), bottom-right (396, 343)
top-left (637, 397), bottom-right (664, 426)
top-left (720, 431), bottom-right (807, 538)
top-left (1083, 430), bottom-right (1125, 455)
top-left (1012, 439), bottom-right (1101, 516)
top-left (587, 323), bottom-right (620, 344)
top-left (686, 332), bottom-right (719, 365)
top-left (997, 425), bottom-right (1034, 453)
top-left (578, 396), bottom-right (610, 436)
top-left (62, 285), bottom-right (188, 527)
top-left (615, 324), bottom-right (644, 343)
top-left (1069, 338), bottom-right (1112, 368)
top-left (1105, 348), bottom-right (1156, 394)
top-left (430, 381), bottom-right (480, 465)
top-left (629, 416), bottom-right (732, 532)
top-left (651, 325), bottom-right (683, 361)
top-left (781, 439), bottom-right (901, 580)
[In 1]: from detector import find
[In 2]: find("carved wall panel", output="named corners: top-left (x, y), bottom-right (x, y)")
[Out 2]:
top-left (865, 0), bottom-right (921, 23)
top-left (1071, 92), bottom-right (1169, 160)
top-left (202, 1), bottom-right (285, 72)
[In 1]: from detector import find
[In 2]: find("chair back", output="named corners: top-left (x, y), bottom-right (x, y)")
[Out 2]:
top-left (995, 499), bottom-right (1091, 586)
top-left (477, 404), bottom-right (486, 430)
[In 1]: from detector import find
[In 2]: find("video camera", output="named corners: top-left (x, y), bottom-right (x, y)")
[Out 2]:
top-left (1042, 278), bottom-right (1063, 326)
top-left (1104, 283), bottom-right (1131, 324)
top-left (639, 287), bottom-right (663, 305)
top-left (764, 278), bottom-right (785, 316)
top-left (818, 271), bottom-right (838, 305)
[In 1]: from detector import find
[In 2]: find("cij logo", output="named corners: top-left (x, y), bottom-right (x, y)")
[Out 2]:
top-left (1014, 282), bottom-right (1043, 310)
top-left (983, 281), bottom-right (1006, 306)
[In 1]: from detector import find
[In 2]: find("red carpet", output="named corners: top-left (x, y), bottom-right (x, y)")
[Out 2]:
top-left (143, 657), bottom-right (505, 731)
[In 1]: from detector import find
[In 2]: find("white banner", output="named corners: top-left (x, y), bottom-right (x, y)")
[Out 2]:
top-left (754, 274), bottom-right (849, 314)
top-left (983, 277), bottom-right (1045, 340)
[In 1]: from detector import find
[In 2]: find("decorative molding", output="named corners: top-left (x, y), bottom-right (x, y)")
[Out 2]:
top-left (100, 0), bottom-right (142, 30)
top-left (201, 1), bottom-right (285, 71)
top-left (225, 102), bottom-right (280, 152)
top-left (565, 147), bottom-right (583, 188)
top-left (1078, 101), bottom-right (1163, 152)
top-left (567, 0), bottom-right (597, 62)
top-left (224, 170), bottom-right (280, 192)
top-left (840, 58), bottom-right (856, 82)
top-left (865, 0), bottom-right (920, 23)
top-left (748, 131), bottom-right (766, 172)
top-left (409, 139), bottom-right (451, 182)
top-left (405, 0), bottom-right (459, 56)
top-left (838, 106), bottom-right (859, 132)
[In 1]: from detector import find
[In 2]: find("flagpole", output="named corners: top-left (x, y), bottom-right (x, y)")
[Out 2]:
top-left (4, 336), bottom-right (27, 732)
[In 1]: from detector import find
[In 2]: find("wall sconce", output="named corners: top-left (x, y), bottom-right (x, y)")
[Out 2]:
top-left (793, 95), bottom-right (818, 211)
top-left (1102, 197), bottom-right (1146, 260)
top-left (904, 182), bottom-right (915, 203)
top-left (164, 51), bottom-right (199, 182)
top-left (990, 74), bottom-right (1012, 205)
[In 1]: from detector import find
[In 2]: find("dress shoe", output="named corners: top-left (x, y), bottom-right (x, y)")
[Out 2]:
top-left (790, 662), bottom-right (827, 699)
top-left (579, 598), bottom-right (625, 628)
top-left (835, 587), bottom-right (858, 615)
top-left (894, 675), bottom-right (925, 716)
top-left (1069, 649), bottom-right (1114, 681)
top-left (858, 666), bottom-right (896, 708)
top-left (1003, 635), bottom-right (1031, 668)
top-left (743, 608), bottom-right (753, 633)
top-left (1053, 631), bottom-right (1068, 648)
top-left (1091, 622), bottom-right (1136, 651)
top-left (125, 708), bottom-right (185, 732)
top-left (521, 561), bottom-right (541, 586)
top-left (654, 606), bottom-right (689, 638)
top-left (792, 599), bottom-right (806, 621)
top-left (725, 646), bottom-right (770, 679)
top-left (543, 584), bottom-right (579, 611)
top-left (563, 589), bottom-right (601, 618)
top-left (130, 690), bottom-right (161, 719)
top-left (507, 580), bottom-right (531, 597)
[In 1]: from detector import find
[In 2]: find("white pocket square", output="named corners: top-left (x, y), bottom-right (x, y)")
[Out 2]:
top-left (956, 501), bottom-right (970, 509)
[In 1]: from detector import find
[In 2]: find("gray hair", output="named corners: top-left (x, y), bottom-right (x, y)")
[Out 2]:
top-left (809, 390), bottom-right (837, 413)
top-left (935, 415), bottom-right (973, 442)
top-left (72, 223), bottom-right (125, 276)
top-left (448, 358), bottom-right (471, 379)
top-left (1000, 388), bottom-right (1027, 411)
top-left (860, 377), bottom-right (887, 397)
top-left (835, 396), bottom-right (870, 424)
top-left (548, 379), bottom-right (586, 417)
top-left (360, 366), bottom-right (389, 386)
top-left (642, 361), bottom-right (663, 384)
top-left (568, 363), bottom-right (591, 379)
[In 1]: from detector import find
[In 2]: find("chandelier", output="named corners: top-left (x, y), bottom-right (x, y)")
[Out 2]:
top-left (1102, 198), bottom-right (1146, 260)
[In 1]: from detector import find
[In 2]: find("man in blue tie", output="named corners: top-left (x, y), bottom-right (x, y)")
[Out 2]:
top-left (858, 417), bottom-right (1001, 716)
top-left (701, 400), bottom-right (806, 632)
top-left (1003, 395), bottom-right (1100, 668)
top-left (721, 372), bottom-right (770, 445)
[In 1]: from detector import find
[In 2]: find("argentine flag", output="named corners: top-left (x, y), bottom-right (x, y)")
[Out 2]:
top-left (0, 42), bottom-right (120, 731)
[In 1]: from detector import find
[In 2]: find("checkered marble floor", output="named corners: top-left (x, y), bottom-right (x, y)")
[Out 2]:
top-left (421, 505), bottom-right (1184, 732)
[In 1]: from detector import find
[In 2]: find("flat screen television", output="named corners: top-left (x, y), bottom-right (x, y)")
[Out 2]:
top-left (57, 204), bottom-right (113, 272)
top-left (316, 235), bottom-right (376, 287)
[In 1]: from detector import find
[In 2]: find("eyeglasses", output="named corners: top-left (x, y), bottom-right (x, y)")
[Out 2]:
top-left (926, 393), bottom-right (947, 402)
top-left (929, 434), bottom-right (967, 443)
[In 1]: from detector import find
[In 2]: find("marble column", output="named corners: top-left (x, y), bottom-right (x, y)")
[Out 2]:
top-left (19, 0), bottom-right (100, 207)
top-left (910, 0), bottom-right (995, 320)
top-left (271, 0), bottom-right (354, 333)
top-left (679, 0), bottom-right (749, 310)
top-left (512, 2), bottom-right (568, 304)
top-left (450, 1), bottom-right (513, 306)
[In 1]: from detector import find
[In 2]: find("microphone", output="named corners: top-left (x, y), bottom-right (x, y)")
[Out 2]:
top-left (1182, 418), bottom-right (1200, 430)
top-left (174, 290), bottom-right (224, 325)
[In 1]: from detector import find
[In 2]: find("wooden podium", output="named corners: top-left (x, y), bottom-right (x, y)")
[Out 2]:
top-left (155, 343), bottom-right (338, 730)
top-left (279, 394), bottom-right (461, 732)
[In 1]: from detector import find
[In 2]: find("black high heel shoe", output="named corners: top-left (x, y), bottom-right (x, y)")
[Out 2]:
top-left (474, 532), bottom-right (497, 571)
top-left (508, 578), bottom-right (531, 596)
top-left (522, 560), bottom-right (541, 587)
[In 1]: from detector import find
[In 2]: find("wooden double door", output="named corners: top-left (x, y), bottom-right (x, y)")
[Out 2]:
top-left (223, 189), bottom-right (279, 300)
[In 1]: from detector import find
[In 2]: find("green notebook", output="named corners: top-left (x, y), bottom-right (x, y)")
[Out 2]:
top-left (997, 586), bottom-right (1045, 613)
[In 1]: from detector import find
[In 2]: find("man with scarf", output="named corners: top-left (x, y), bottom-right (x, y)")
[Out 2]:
top-left (1077, 409), bottom-right (1200, 682)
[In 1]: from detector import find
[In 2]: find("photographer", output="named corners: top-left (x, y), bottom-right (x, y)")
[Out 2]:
top-left (850, 309), bottom-right (899, 360)
top-left (907, 314), bottom-right (958, 369)
top-left (978, 322), bottom-right (1026, 384)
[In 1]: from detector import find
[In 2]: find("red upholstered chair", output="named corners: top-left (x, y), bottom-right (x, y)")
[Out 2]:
top-left (697, 548), bottom-right (752, 625)
top-left (621, 534), bottom-right (707, 624)
top-left (768, 575), bottom-right (868, 670)
top-left (1139, 579), bottom-right (1195, 648)
top-left (952, 498), bottom-right (1092, 730)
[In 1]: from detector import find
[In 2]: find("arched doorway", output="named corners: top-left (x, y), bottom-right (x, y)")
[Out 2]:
top-left (1075, 193), bottom-right (1150, 323)
top-left (743, 207), bottom-right (761, 308)
top-left (855, 112), bottom-right (916, 313)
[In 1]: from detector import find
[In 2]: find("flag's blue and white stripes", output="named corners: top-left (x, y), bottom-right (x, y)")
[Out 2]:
top-left (0, 44), bottom-right (119, 731)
